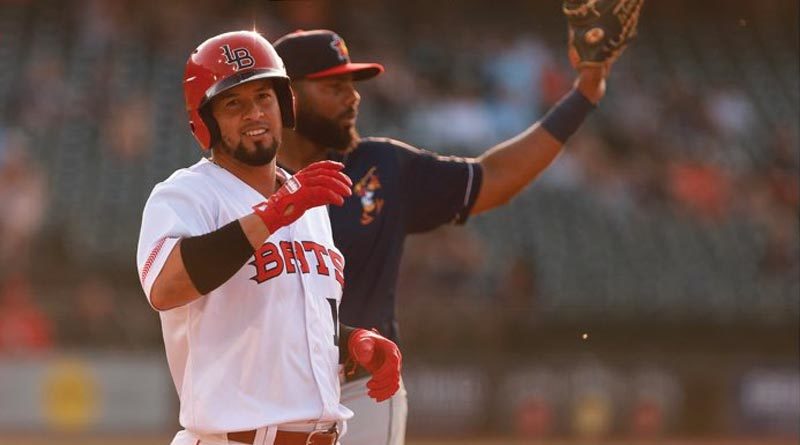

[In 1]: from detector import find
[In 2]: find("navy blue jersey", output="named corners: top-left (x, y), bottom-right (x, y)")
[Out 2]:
top-left (327, 138), bottom-right (483, 343)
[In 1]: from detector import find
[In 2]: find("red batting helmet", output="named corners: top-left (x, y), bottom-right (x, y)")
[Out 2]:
top-left (183, 30), bottom-right (295, 149)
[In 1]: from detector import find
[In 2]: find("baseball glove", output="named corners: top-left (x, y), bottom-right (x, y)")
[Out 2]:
top-left (564, 0), bottom-right (643, 67)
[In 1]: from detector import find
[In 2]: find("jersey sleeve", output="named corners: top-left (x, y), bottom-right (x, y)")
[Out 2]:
top-left (136, 179), bottom-right (216, 307)
top-left (395, 141), bottom-right (483, 234)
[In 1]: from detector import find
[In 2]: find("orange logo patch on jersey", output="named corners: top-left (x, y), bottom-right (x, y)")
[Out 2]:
top-left (353, 166), bottom-right (384, 225)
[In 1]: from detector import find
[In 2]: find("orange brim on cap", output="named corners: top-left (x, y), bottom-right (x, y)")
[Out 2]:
top-left (305, 62), bottom-right (384, 81)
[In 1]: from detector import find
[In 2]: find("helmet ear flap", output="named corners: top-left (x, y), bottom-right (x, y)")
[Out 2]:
top-left (199, 104), bottom-right (221, 149)
top-left (273, 77), bottom-right (295, 129)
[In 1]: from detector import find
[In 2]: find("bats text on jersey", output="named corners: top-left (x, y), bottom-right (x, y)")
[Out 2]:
top-left (249, 239), bottom-right (344, 286)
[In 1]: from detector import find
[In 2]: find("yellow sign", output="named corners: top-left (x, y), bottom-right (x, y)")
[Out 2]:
top-left (41, 359), bottom-right (98, 431)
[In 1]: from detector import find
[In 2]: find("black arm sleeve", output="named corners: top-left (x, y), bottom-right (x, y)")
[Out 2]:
top-left (180, 219), bottom-right (254, 295)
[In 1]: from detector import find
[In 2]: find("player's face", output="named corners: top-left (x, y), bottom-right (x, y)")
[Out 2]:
top-left (210, 79), bottom-right (282, 166)
top-left (293, 74), bottom-right (361, 152)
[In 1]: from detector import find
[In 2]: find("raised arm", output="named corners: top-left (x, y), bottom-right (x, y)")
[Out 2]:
top-left (470, 0), bottom-right (642, 214)
top-left (149, 161), bottom-right (351, 310)
top-left (471, 67), bottom-right (606, 214)
top-left (149, 214), bottom-right (269, 311)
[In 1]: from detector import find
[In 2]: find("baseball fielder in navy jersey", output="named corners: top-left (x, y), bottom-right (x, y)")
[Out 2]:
top-left (274, 28), bottom-right (612, 445)
top-left (329, 137), bottom-right (480, 341)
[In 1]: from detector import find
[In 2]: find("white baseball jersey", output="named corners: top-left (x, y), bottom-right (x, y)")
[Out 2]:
top-left (136, 158), bottom-right (353, 434)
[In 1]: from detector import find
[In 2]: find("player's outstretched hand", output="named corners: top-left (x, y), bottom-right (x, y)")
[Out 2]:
top-left (253, 160), bottom-right (352, 235)
top-left (565, 0), bottom-right (643, 103)
top-left (348, 329), bottom-right (402, 403)
top-left (564, 0), bottom-right (643, 69)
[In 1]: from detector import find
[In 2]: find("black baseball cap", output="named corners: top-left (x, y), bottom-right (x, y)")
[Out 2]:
top-left (274, 29), bottom-right (384, 81)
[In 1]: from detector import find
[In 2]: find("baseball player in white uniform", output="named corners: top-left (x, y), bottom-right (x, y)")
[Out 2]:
top-left (136, 31), bottom-right (402, 445)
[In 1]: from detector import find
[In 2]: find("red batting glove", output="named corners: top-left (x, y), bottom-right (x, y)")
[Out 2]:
top-left (348, 329), bottom-right (402, 403)
top-left (253, 161), bottom-right (352, 234)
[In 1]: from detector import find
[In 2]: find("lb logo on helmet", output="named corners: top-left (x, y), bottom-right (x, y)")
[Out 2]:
top-left (221, 44), bottom-right (255, 70)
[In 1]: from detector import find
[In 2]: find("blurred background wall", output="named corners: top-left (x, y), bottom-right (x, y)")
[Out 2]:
top-left (0, 0), bottom-right (797, 443)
